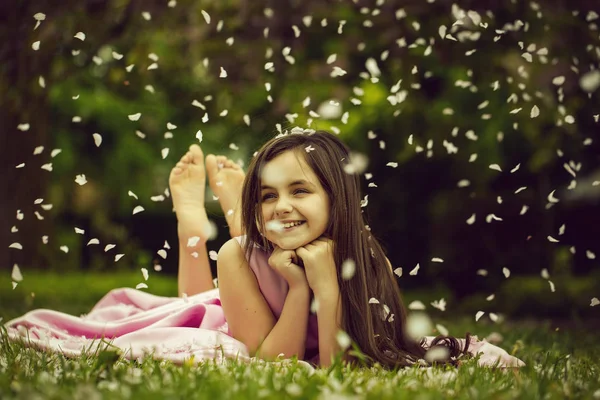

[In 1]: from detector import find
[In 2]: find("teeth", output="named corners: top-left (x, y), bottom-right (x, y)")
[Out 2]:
top-left (283, 221), bottom-right (303, 228)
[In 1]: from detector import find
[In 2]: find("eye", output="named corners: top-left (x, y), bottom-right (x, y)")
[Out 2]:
top-left (261, 193), bottom-right (276, 201)
top-left (293, 188), bottom-right (309, 195)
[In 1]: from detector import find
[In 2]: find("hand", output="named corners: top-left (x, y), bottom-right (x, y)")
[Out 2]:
top-left (268, 246), bottom-right (308, 290)
top-left (296, 237), bottom-right (339, 298)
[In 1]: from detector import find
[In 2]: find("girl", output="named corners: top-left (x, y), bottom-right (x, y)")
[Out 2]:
top-left (5, 129), bottom-right (524, 369)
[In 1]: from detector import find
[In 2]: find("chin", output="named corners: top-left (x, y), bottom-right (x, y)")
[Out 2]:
top-left (271, 235), bottom-right (315, 250)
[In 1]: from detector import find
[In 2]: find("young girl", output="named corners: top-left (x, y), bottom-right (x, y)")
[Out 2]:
top-left (5, 129), bottom-right (524, 369)
top-left (182, 129), bottom-right (524, 369)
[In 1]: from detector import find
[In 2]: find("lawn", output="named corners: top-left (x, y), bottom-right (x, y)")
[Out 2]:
top-left (1, 271), bottom-right (599, 399)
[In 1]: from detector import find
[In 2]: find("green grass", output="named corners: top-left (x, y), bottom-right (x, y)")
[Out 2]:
top-left (1, 272), bottom-right (600, 399)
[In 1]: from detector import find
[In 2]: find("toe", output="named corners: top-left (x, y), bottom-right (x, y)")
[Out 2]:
top-left (206, 154), bottom-right (219, 177)
top-left (189, 144), bottom-right (204, 164)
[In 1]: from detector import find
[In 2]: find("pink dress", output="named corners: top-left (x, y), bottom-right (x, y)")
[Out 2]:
top-left (4, 236), bottom-right (523, 368)
top-left (3, 236), bottom-right (320, 365)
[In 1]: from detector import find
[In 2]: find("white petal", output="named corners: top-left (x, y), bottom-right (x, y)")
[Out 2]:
top-left (393, 267), bottom-right (403, 277)
top-left (32, 41), bottom-right (40, 50)
top-left (167, 122), bottom-right (177, 130)
top-left (74, 32), bottom-right (86, 41)
top-left (502, 267), bottom-right (510, 278)
top-left (209, 250), bottom-right (218, 261)
top-left (408, 300), bottom-right (426, 310)
top-left (341, 259), bottom-right (356, 280)
top-left (60, 246), bottom-right (69, 253)
top-left (466, 214), bottom-right (476, 225)
top-left (201, 10), bottom-right (211, 24)
top-left (196, 130), bottom-right (203, 142)
top-left (157, 249), bottom-right (167, 259)
top-left (219, 67), bottom-right (227, 78)
top-left (93, 133), bottom-right (102, 147)
top-left (591, 298), bottom-right (600, 307)
top-left (547, 236), bottom-right (559, 243)
top-left (136, 283), bottom-right (148, 290)
top-left (115, 254), bottom-right (125, 262)
top-left (475, 311), bottom-right (485, 321)
top-left (530, 105), bottom-right (540, 118)
top-left (9, 243), bottom-right (23, 250)
top-left (187, 236), bottom-right (201, 247)
top-left (431, 257), bottom-right (444, 263)
top-left (74, 174), bottom-right (87, 185)
top-left (141, 268), bottom-right (149, 281)
top-left (104, 244), bottom-right (116, 252)
top-left (87, 238), bottom-right (100, 245)
top-left (128, 113), bottom-right (141, 121)
top-left (132, 205), bottom-right (144, 215)
top-left (161, 148), bottom-right (169, 159)
top-left (489, 164), bottom-right (502, 172)
top-left (368, 298), bottom-right (380, 304)
top-left (74, 227), bottom-right (85, 234)
top-left (409, 263), bottom-right (420, 276)
top-left (128, 191), bottom-right (138, 200)
top-left (11, 264), bottom-right (23, 282)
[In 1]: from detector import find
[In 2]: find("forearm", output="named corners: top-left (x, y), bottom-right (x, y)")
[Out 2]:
top-left (316, 287), bottom-right (343, 368)
top-left (256, 285), bottom-right (311, 361)
top-left (177, 239), bottom-right (214, 297)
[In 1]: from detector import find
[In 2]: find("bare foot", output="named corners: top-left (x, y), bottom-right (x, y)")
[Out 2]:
top-left (169, 145), bottom-right (212, 245)
top-left (206, 154), bottom-right (245, 237)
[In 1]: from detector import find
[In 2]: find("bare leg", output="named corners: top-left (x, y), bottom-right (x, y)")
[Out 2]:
top-left (169, 144), bottom-right (215, 296)
top-left (206, 154), bottom-right (245, 238)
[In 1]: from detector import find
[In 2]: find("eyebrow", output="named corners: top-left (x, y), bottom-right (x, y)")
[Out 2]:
top-left (260, 179), bottom-right (314, 190)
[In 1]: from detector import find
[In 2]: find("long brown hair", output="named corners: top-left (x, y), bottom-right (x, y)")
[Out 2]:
top-left (240, 129), bottom-right (472, 369)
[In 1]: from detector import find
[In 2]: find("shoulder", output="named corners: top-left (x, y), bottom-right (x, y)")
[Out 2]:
top-left (218, 237), bottom-right (246, 267)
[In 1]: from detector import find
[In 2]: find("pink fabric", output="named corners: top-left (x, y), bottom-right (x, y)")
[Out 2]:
top-left (4, 236), bottom-right (523, 368)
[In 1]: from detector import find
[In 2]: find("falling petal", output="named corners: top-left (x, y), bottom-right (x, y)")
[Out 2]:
top-left (503, 268), bottom-right (510, 278)
top-left (93, 133), bottom-right (102, 147)
top-left (74, 32), bottom-right (86, 41)
top-left (136, 283), bottom-right (148, 290)
top-left (11, 264), bottom-right (23, 282)
top-left (74, 175), bottom-right (87, 185)
top-left (530, 105), bottom-right (540, 118)
top-left (87, 239), bottom-right (99, 245)
top-left (341, 259), bottom-right (356, 280)
top-left (408, 300), bottom-right (426, 310)
top-left (132, 206), bottom-right (144, 215)
top-left (475, 311), bottom-right (485, 322)
top-left (157, 249), bottom-right (167, 259)
top-left (115, 254), bottom-right (125, 262)
top-left (409, 263), bottom-right (420, 276)
top-left (128, 113), bottom-right (141, 121)
top-left (104, 244), bottom-right (116, 252)
top-left (201, 10), bottom-right (211, 24)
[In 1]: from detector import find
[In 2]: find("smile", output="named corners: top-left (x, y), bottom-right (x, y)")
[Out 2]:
top-left (282, 221), bottom-right (305, 230)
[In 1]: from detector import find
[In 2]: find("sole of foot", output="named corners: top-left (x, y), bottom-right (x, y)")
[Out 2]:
top-left (169, 144), bottom-right (213, 245)
top-left (206, 154), bottom-right (246, 237)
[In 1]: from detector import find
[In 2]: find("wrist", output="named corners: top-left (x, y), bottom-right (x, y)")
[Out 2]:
top-left (313, 285), bottom-right (340, 302)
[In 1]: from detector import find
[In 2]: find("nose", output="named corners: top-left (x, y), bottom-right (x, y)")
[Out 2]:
top-left (274, 196), bottom-right (293, 216)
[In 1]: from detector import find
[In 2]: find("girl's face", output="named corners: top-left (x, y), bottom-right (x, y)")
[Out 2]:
top-left (259, 150), bottom-right (330, 250)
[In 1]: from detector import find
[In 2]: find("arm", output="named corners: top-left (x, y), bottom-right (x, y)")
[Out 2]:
top-left (177, 229), bottom-right (214, 297)
top-left (218, 238), bottom-right (311, 360)
top-left (315, 286), bottom-right (344, 368)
